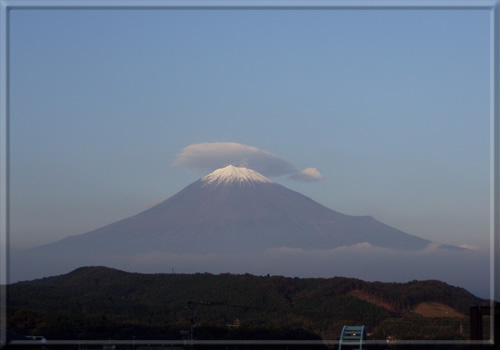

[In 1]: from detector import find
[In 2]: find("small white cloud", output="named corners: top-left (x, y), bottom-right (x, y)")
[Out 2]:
top-left (145, 196), bottom-right (169, 208)
top-left (288, 168), bottom-right (324, 182)
top-left (459, 244), bottom-right (482, 251)
top-left (335, 242), bottom-right (375, 251)
top-left (418, 243), bottom-right (443, 254)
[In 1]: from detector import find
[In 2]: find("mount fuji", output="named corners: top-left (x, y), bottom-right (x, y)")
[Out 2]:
top-left (11, 165), bottom-right (464, 282)
top-left (34, 165), bottom-right (437, 253)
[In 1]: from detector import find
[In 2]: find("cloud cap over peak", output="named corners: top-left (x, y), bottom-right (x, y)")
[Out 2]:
top-left (173, 142), bottom-right (323, 182)
top-left (173, 142), bottom-right (295, 177)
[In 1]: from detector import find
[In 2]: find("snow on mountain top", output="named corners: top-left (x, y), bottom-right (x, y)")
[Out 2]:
top-left (202, 165), bottom-right (273, 186)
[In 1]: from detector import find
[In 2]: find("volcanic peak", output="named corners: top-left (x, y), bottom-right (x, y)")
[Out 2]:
top-left (201, 165), bottom-right (273, 187)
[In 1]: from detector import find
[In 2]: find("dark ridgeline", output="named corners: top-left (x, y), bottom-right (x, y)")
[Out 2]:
top-left (7, 266), bottom-right (488, 345)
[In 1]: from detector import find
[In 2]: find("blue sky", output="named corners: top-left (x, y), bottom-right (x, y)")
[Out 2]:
top-left (9, 6), bottom-right (491, 256)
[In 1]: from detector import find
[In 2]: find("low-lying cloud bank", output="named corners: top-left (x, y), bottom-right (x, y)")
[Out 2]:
top-left (10, 243), bottom-right (492, 299)
top-left (128, 246), bottom-right (490, 299)
top-left (173, 142), bottom-right (324, 182)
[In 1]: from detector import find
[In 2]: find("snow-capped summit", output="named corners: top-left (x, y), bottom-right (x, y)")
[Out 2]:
top-left (201, 165), bottom-right (273, 186)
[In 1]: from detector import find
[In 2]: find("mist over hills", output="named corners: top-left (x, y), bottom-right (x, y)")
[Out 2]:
top-left (10, 165), bottom-right (489, 298)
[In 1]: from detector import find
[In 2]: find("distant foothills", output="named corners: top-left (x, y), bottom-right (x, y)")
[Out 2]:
top-left (7, 266), bottom-right (489, 343)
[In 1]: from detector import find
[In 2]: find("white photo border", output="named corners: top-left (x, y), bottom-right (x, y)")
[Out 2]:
top-left (1, 0), bottom-right (498, 347)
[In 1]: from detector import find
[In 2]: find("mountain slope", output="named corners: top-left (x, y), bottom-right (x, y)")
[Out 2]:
top-left (32, 165), bottom-right (434, 255)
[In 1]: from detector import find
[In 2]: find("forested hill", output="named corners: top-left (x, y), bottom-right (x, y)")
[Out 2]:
top-left (8, 266), bottom-right (487, 341)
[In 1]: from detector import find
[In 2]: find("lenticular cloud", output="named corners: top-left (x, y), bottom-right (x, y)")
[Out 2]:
top-left (173, 142), bottom-right (322, 182)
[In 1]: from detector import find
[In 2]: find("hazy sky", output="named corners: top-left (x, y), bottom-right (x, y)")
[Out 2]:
top-left (9, 5), bottom-right (491, 255)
